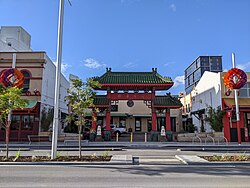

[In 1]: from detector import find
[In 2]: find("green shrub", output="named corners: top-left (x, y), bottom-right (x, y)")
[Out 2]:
top-left (13, 149), bottom-right (21, 162)
top-left (102, 150), bottom-right (109, 158)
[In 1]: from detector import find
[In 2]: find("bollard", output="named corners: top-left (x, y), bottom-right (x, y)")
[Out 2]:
top-left (145, 132), bottom-right (147, 142)
top-left (130, 132), bottom-right (133, 143)
top-left (116, 132), bottom-right (119, 142)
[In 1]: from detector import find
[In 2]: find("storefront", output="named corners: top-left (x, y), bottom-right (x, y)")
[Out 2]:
top-left (0, 101), bottom-right (40, 141)
top-left (223, 98), bottom-right (250, 142)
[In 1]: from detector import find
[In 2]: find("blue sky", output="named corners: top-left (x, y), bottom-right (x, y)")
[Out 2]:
top-left (0, 0), bottom-right (250, 94)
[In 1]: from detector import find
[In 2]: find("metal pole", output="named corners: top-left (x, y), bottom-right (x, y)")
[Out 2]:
top-left (6, 53), bottom-right (17, 157)
top-left (51, 0), bottom-right (64, 159)
top-left (116, 132), bottom-right (119, 142)
top-left (7, 54), bottom-right (16, 144)
top-left (12, 53), bottom-right (16, 68)
top-left (232, 53), bottom-right (241, 145)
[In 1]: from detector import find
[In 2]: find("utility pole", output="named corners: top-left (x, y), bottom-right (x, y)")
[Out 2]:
top-left (232, 53), bottom-right (241, 145)
top-left (51, 0), bottom-right (64, 159)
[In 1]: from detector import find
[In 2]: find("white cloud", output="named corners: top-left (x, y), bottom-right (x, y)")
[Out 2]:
top-left (123, 62), bottom-right (138, 69)
top-left (164, 62), bottom-right (175, 66)
top-left (170, 4), bottom-right (176, 12)
top-left (83, 58), bottom-right (106, 69)
top-left (52, 61), bottom-right (71, 76)
top-left (61, 63), bottom-right (71, 75)
top-left (237, 62), bottom-right (250, 70)
top-left (173, 75), bottom-right (184, 87)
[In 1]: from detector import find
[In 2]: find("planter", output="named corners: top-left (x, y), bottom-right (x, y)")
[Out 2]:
top-left (166, 131), bottom-right (173, 141)
top-left (95, 135), bottom-right (103, 142)
top-left (104, 130), bottom-right (111, 141)
top-left (89, 132), bottom-right (96, 142)
top-left (150, 131), bottom-right (159, 142)
top-left (160, 136), bottom-right (167, 142)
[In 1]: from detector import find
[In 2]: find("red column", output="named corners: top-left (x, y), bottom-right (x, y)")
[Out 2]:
top-left (166, 109), bottom-right (171, 131)
top-left (152, 108), bottom-right (157, 131)
top-left (151, 89), bottom-right (157, 131)
top-left (223, 116), bottom-right (230, 142)
top-left (92, 112), bottom-right (97, 130)
top-left (106, 110), bottom-right (111, 131)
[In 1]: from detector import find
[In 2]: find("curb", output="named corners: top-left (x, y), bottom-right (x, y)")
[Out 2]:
top-left (0, 147), bottom-right (123, 152)
top-left (0, 148), bottom-right (30, 151)
top-left (175, 155), bottom-right (188, 165)
top-left (0, 155), bottom-right (133, 166)
top-left (175, 155), bottom-right (250, 166)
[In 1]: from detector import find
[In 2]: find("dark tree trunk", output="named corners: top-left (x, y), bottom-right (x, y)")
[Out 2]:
top-left (79, 125), bottom-right (82, 159)
top-left (5, 125), bottom-right (10, 159)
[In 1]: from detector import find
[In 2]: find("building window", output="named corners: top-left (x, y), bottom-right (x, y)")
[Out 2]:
top-left (196, 58), bottom-right (200, 67)
top-left (21, 70), bottom-right (31, 93)
top-left (21, 115), bottom-right (34, 130)
top-left (11, 115), bottom-right (20, 130)
top-left (157, 117), bottom-right (165, 132)
top-left (239, 83), bottom-right (250, 98)
top-left (135, 117), bottom-right (141, 132)
top-left (119, 117), bottom-right (126, 127)
top-left (147, 119), bottom-right (152, 132)
top-left (171, 117), bottom-right (176, 132)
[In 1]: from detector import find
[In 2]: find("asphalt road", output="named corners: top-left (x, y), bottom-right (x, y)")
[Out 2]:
top-left (0, 165), bottom-right (250, 188)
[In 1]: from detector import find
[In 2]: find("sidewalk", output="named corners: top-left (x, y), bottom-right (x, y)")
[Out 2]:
top-left (1, 141), bottom-right (250, 150)
top-left (1, 141), bottom-right (250, 166)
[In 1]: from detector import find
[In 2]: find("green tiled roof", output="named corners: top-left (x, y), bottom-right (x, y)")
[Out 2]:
top-left (111, 113), bottom-right (127, 117)
top-left (93, 95), bottom-right (109, 106)
top-left (93, 68), bottom-right (173, 84)
top-left (153, 94), bottom-right (182, 107)
top-left (25, 100), bottom-right (37, 109)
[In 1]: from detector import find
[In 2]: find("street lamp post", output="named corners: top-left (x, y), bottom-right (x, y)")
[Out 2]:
top-left (51, 0), bottom-right (65, 159)
top-left (232, 53), bottom-right (241, 145)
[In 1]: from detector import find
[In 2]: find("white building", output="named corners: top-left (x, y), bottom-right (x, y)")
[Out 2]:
top-left (0, 26), bottom-right (32, 52)
top-left (191, 71), bottom-right (222, 132)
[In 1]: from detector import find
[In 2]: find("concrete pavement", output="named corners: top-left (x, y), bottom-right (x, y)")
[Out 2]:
top-left (1, 165), bottom-right (250, 188)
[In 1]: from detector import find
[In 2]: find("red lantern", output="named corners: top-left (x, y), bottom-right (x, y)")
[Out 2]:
top-left (224, 68), bottom-right (247, 89)
top-left (0, 68), bottom-right (24, 88)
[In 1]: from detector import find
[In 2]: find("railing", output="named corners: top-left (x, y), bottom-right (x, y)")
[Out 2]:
top-left (217, 136), bottom-right (229, 145)
top-left (192, 136), bottom-right (202, 145)
top-left (205, 135), bottom-right (215, 145)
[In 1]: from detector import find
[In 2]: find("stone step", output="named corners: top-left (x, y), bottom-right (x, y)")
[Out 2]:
top-left (134, 156), bottom-right (182, 165)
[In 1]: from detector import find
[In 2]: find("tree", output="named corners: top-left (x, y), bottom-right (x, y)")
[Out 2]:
top-left (41, 107), bottom-right (54, 132)
top-left (65, 78), bottom-right (100, 158)
top-left (205, 106), bottom-right (226, 132)
top-left (0, 85), bottom-right (28, 158)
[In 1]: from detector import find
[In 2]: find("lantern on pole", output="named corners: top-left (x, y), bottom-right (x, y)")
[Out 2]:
top-left (223, 53), bottom-right (247, 145)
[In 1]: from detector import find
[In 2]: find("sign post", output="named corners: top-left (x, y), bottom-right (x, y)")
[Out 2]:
top-left (224, 53), bottom-right (247, 145)
top-left (232, 53), bottom-right (241, 145)
top-left (51, 0), bottom-right (64, 159)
